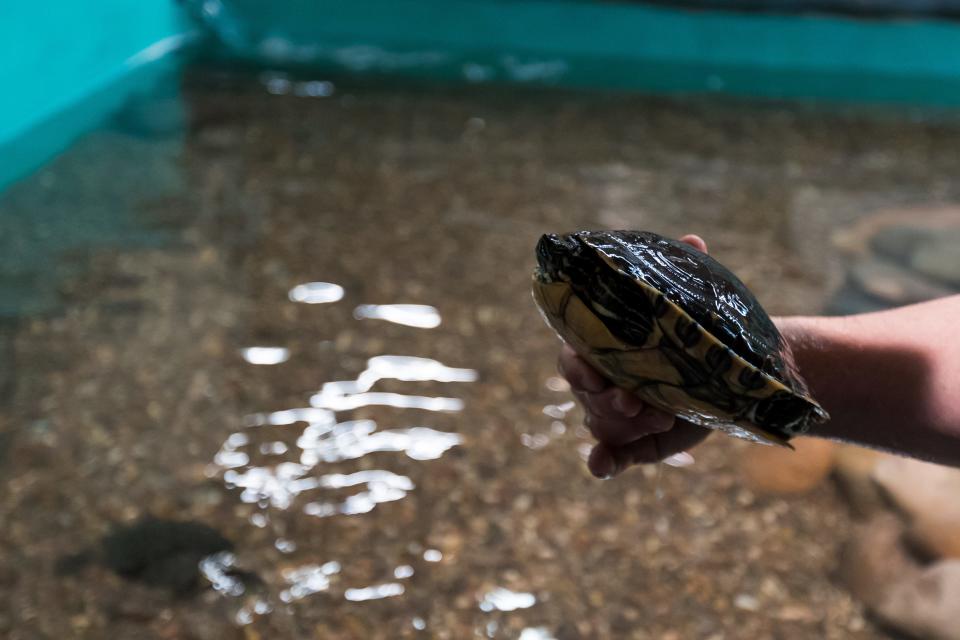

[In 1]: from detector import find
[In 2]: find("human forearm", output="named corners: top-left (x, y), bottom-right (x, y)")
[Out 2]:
top-left (776, 296), bottom-right (960, 467)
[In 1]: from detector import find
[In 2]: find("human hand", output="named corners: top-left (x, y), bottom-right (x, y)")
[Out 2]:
top-left (558, 234), bottom-right (713, 478)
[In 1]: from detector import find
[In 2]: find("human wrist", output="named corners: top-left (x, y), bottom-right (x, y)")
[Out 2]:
top-left (773, 314), bottom-right (846, 441)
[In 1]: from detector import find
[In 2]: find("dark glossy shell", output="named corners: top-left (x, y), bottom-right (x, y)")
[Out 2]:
top-left (532, 230), bottom-right (829, 446)
top-left (583, 231), bottom-right (791, 382)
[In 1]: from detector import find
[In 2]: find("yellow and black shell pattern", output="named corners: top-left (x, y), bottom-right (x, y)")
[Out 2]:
top-left (532, 231), bottom-right (829, 447)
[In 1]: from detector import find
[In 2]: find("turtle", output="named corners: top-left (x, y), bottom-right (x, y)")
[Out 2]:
top-left (532, 230), bottom-right (829, 447)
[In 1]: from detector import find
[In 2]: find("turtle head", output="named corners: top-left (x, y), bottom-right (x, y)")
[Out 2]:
top-left (535, 233), bottom-right (586, 283)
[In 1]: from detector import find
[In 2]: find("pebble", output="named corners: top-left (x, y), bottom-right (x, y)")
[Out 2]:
top-left (829, 210), bottom-right (960, 314)
top-left (776, 604), bottom-right (817, 622)
top-left (837, 513), bottom-right (915, 608)
top-left (832, 445), bottom-right (885, 518)
top-left (867, 456), bottom-right (960, 560)
top-left (737, 437), bottom-right (835, 495)
top-left (876, 561), bottom-right (960, 640)
top-left (870, 225), bottom-right (939, 266)
top-left (849, 259), bottom-right (954, 306)
top-left (733, 594), bottom-right (759, 611)
top-left (910, 238), bottom-right (960, 288)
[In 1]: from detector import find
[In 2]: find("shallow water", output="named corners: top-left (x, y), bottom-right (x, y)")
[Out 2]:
top-left (3, 66), bottom-right (960, 639)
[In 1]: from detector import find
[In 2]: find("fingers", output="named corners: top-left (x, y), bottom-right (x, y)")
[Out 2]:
top-left (557, 344), bottom-right (608, 393)
top-left (587, 421), bottom-right (712, 478)
top-left (679, 234), bottom-right (708, 254)
top-left (580, 387), bottom-right (644, 419)
top-left (585, 405), bottom-right (674, 445)
top-left (556, 231), bottom-right (710, 479)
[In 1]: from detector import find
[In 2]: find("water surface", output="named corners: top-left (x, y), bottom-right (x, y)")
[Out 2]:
top-left (4, 66), bottom-right (960, 639)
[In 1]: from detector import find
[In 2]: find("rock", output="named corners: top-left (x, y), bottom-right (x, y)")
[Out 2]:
top-left (832, 445), bottom-right (885, 518)
top-left (876, 561), bottom-right (960, 640)
top-left (775, 604), bottom-right (817, 623)
top-left (824, 280), bottom-right (892, 316)
top-left (872, 456), bottom-right (960, 561)
top-left (870, 225), bottom-right (938, 267)
top-left (910, 237), bottom-right (960, 288)
top-left (907, 516), bottom-right (960, 560)
top-left (738, 437), bottom-right (835, 495)
top-left (57, 517), bottom-right (239, 594)
top-left (872, 457), bottom-right (960, 522)
top-left (837, 513), bottom-right (917, 607)
top-left (849, 259), bottom-right (955, 307)
top-left (832, 207), bottom-right (960, 258)
top-left (841, 511), bottom-right (960, 640)
top-left (828, 208), bottom-right (960, 315)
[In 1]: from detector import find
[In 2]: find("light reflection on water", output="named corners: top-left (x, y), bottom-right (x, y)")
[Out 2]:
top-left (288, 281), bottom-right (345, 304)
top-left (344, 583), bottom-right (406, 601)
top-left (478, 587), bottom-right (537, 612)
top-left (542, 401), bottom-right (575, 420)
top-left (353, 303), bottom-right (442, 328)
top-left (520, 628), bottom-right (558, 640)
top-left (304, 469), bottom-right (414, 517)
top-left (664, 451), bottom-right (696, 468)
top-left (310, 391), bottom-right (464, 412)
top-left (310, 354), bottom-right (475, 412)
top-left (522, 399), bottom-right (575, 450)
top-left (244, 407), bottom-right (335, 427)
top-left (298, 420), bottom-right (463, 464)
top-left (200, 551), bottom-right (245, 597)
top-left (280, 561), bottom-right (342, 602)
top-left (260, 71), bottom-right (336, 98)
top-left (211, 298), bottom-right (478, 612)
top-left (241, 346), bottom-right (290, 365)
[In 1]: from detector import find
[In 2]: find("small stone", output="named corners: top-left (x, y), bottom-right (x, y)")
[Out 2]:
top-left (837, 513), bottom-right (917, 608)
top-left (871, 225), bottom-right (938, 266)
top-left (876, 560), bottom-right (960, 640)
top-left (907, 515), bottom-right (960, 560)
top-left (776, 604), bottom-right (817, 622)
top-left (832, 445), bottom-right (885, 518)
top-left (733, 594), bottom-right (759, 611)
top-left (738, 437), bottom-right (835, 495)
top-left (849, 259), bottom-right (955, 306)
top-left (910, 237), bottom-right (960, 288)
top-left (872, 457), bottom-right (960, 558)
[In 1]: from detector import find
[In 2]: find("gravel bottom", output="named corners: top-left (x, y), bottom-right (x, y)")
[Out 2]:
top-left (3, 67), bottom-right (960, 639)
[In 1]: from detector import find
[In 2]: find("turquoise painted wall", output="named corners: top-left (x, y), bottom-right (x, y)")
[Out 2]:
top-left (195, 0), bottom-right (960, 106)
top-left (4, 0), bottom-right (960, 192)
top-left (0, 2), bottom-right (197, 190)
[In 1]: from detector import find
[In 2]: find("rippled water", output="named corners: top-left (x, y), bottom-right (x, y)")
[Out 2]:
top-left (3, 66), bottom-right (960, 639)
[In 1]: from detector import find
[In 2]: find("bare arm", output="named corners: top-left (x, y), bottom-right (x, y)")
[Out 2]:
top-left (776, 296), bottom-right (960, 467)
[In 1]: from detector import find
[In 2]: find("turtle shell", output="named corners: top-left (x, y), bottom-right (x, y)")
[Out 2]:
top-left (532, 230), bottom-right (829, 446)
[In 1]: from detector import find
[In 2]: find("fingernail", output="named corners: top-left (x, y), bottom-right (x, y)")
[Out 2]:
top-left (591, 449), bottom-right (617, 479)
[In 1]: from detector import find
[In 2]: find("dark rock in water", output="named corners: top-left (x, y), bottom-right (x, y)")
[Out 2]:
top-left (850, 259), bottom-right (956, 307)
top-left (870, 225), bottom-right (938, 268)
top-left (58, 517), bottom-right (236, 595)
top-left (910, 237), bottom-right (960, 288)
top-left (877, 561), bottom-right (960, 640)
top-left (824, 279), bottom-right (892, 316)
top-left (837, 513), bottom-right (915, 609)
top-left (870, 226), bottom-right (960, 288)
top-left (830, 217), bottom-right (959, 315)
